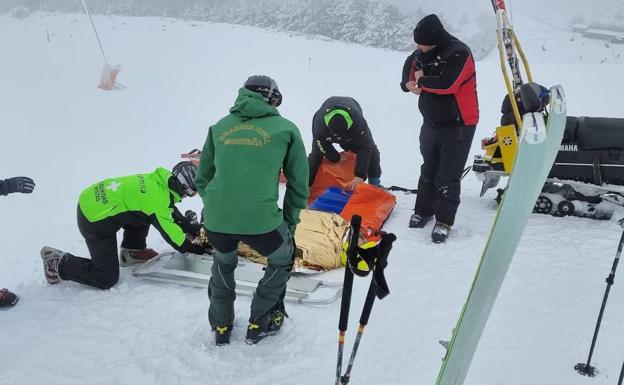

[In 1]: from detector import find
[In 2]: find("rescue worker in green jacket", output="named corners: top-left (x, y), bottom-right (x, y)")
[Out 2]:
top-left (195, 75), bottom-right (309, 346)
top-left (40, 162), bottom-right (210, 290)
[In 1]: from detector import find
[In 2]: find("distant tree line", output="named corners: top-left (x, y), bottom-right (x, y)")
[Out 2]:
top-left (2, 0), bottom-right (496, 57)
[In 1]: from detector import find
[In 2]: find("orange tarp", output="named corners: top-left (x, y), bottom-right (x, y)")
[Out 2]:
top-left (308, 151), bottom-right (357, 204)
top-left (308, 151), bottom-right (396, 240)
top-left (339, 183), bottom-right (396, 240)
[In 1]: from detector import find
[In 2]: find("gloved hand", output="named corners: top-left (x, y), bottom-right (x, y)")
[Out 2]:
top-left (184, 210), bottom-right (198, 224)
top-left (346, 177), bottom-right (364, 191)
top-left (183, 210), bottom-right (203, 236)
top-left (1, 177), bottom-right (35, 196)
top-left (186, 223), bottom-right (203, 237)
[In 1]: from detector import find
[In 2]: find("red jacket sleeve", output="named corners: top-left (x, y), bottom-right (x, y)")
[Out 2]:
top-left (418, 51), bottom-right (475, 95)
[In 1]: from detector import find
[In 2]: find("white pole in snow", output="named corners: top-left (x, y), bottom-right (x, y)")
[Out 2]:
top-left (81, 0), bottom-right (108, 62)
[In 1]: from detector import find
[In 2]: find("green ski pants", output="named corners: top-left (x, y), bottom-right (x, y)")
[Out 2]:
top-left (205, 222), bottom-right (294, 327)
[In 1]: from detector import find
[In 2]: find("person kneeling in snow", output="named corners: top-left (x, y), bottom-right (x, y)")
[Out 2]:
top-left (41, 162), bottom-right (209, 290)
top-left (308, 96), bottom-right (382, 190)
top-left (195, 75), bottom-right (309, 346)
top-left (1, 176), bottom-right (35, 308)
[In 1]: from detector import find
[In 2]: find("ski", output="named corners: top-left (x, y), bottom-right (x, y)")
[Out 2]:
top-left (473, 0), bottom-right (536, 195)
top-left (434, 86), bottom-right (567, 385)
top-left (491, 0), bottom-right (523, 92)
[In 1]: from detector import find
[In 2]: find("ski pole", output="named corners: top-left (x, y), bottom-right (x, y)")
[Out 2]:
top-left (81, 0), bottom-right (108, 62)
top-left (618, 361), bottom-right (624, 385)
top-left (340, 274), bottom-right (377, 385)
top-left (575, 228), bottom-right (624, 377)
top-left (335, 215), bottom-right (361, 385)
top-left (340, 233), bottom-right (396, 385)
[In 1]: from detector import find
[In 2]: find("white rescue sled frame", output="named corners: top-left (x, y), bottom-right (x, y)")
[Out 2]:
top-left (133, 251), bottom-right (343, 305)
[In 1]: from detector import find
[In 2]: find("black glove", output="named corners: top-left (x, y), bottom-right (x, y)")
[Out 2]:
top-left (184, 210), bottom-right (198, 224)
top-left (1, 177), bottom-right (35, 196)
top-left (183, 210), bottom-right (204, 236)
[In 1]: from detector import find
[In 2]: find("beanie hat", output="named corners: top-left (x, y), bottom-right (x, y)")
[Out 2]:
top-left (413, 14), bottom-right (448, 46)
top-left (324, 109), bottom-right (353, 137)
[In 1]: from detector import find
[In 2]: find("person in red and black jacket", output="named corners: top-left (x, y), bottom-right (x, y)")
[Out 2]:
top-left (400, 13), bottom-right (479, 243)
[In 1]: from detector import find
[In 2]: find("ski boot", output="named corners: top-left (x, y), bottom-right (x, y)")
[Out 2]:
top-left (245, 304), bottom-right (287, 345)
top-left (409, 213), bottom-right (433, 228)
top-left (214, 325), bottom-right (233, 346)
top-left (40, 246), bottom-right (67, 284)
top-left (119, 247), bottom-right (159, 267)
top-left (0, 288), bottom-right (18, 308)
top-left (431, 222), bottom-right (451, 243)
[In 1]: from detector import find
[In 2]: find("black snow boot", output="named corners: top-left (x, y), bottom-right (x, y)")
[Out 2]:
top-left (431, 222), bottom-right (451, 243)
top-left (214, 325), bottom-right (233, 346)
top-left (409, 213), bottom-right (433, 228)
top-left (245, 304), bottom-right (287, 345)
top-left (0, 288), bottom-right (18, 308)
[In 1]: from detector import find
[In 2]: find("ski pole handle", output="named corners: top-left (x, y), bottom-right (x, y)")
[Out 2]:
top-left (339, 269), bottom-right (355, 332)
top-left (359, 280), bottom-right (377, 326)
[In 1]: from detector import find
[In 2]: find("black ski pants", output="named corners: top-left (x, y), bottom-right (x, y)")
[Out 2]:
top-left (60, 206), bottom-right (150, 289)
top-left (414, 123), bottom-right (475, 226)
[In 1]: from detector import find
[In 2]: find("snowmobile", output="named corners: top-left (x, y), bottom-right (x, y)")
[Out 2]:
top-left (471, 0), bottom-right (624, 221)
top-left (473, 82), bottom-right (624, 220)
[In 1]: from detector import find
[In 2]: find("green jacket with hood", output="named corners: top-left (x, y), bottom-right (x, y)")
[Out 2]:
top-left (78, 167), bottom-right (197, 252)
top-left (195, 88), bottom-right (309, 235)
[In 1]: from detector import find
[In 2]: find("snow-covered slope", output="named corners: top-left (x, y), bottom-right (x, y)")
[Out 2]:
top-left (1, 12), bottom-right (623, 385)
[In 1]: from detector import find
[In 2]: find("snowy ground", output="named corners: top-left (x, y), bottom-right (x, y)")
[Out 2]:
top-left (1, 12), bottom-right (624, 385)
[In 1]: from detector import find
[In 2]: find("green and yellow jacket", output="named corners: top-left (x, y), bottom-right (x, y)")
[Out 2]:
top-left (78, 167), bottom-right (198, 252)
top-left (195, 88), bottom-right (309, 235)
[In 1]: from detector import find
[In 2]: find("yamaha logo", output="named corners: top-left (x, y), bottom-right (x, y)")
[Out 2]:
top-left (560, 144), bottom-right (578, 152)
